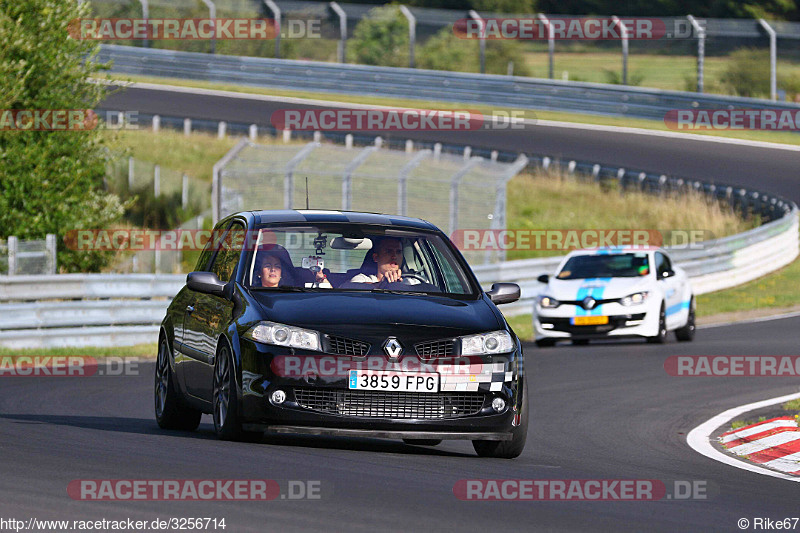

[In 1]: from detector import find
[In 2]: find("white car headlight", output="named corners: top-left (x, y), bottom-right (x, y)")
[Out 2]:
top-left (538, 295), bottom-right (560, 309)
top-left (243, 321), bottom-right (321, 351)
top-left (460, 330), bottom-right (514, 355)
top-left (620, 291), bottom-right (649, 306)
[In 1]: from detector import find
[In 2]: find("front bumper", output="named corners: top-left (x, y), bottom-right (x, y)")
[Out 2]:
top-left (534, 301), bottom-right (659, 339)
top-left (237, 340), bottom-right (524, 437)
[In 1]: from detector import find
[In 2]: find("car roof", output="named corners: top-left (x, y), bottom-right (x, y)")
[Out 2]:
top-left (249, 210), bottom-right (439, 231)
top-left (564, 246), bottom-right (664, 258)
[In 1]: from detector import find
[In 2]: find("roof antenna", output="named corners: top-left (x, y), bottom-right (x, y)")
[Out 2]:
top-left (305, 177), bottom-right (310, 210)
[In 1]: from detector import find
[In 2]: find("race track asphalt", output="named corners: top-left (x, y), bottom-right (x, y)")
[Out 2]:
top-left (2, 317), bottom-right (799, 532)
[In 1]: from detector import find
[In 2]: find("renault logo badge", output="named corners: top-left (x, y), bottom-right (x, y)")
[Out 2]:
top-left (383, 337), bottom-right (403, 360)
top-left (582, 296), bottom-right (596, 310)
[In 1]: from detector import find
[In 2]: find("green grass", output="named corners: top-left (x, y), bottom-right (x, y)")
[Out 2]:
top-left (0, 344), bottom-right (157, 358)
top-left (697, 253), bottom-right (800, 317)
top-left (783, 399), bottom-right (800, 411)
top-left (103, 73), bottom-right (800, 147)
top-left (730, 416), bottom-right (768, 431)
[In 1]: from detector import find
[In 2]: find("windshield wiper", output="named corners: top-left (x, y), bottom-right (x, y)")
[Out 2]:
top-left (370, 288), bottom-right (431, 296)
top-left (249, 286), bottom-right (308, 292)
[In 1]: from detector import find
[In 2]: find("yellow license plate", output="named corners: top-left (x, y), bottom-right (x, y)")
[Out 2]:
top-left (572, 316), bottom-right (609, 326)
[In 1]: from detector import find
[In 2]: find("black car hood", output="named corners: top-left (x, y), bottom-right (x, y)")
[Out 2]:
top-left (247, 290), bottom-right (502, 335)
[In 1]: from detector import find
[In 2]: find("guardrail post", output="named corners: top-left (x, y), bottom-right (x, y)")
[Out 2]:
top-left (200, 0), bottom-right (217, 54)
top-left (345, 134), bottom-right (353, 149)
top-left (45, 234), bottom-right (57, 275)
top-left (251, 124), bottom-right (260, 141)
top-left (138, 0), bottom-right (149, 48)
top-left (182, 174), bottom-right (189, 209)
top-left (152, 114), bottom-right (160, 133)
top-left (264, 0), bottom-right (281, 59)
top-left (399, 5), bottom-right (416, 68)
top-left (687, 15), bottom-right (705, 93)
top-left (154, 165), bottom-right (160, 197)
top-left (468, 10), bottom-right (485, 74)
top-left (284, 142), bottom-right (319, 209)
top-left (7, 236), bottom-right (17, 276)
top-left (537, 14), bottom-right (554, 79)
top-left (758, 19), bottom-right (777, 101)
top-left (611, 16), bottom-right (629, 85)
top-left (405, 140), bottom-right (413, 153)
top-left (218, 121), bottom-right (226, 139)
top-left (184, 118), bottom-right (192, 136)
top-left (449, 157), bottom-right (482, 236)
top-left (397, 149), bottom-right (431, 216)
top-left (330, 2), bottom-right (347, 64)
top-left (433, 142), bottom-right (441, 161)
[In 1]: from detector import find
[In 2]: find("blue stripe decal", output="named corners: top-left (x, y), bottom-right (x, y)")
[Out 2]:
top-left (574, 278), bottom-right (612, 316)
top-left (589, 278), bottom-right (612, 316)
top-left (666, 300), bottom-right (691, 316)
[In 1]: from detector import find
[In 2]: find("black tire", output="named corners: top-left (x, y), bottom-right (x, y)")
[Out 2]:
top-left (571, 339), bottom-right (590, 346)
top-left (155, 336), bottom-right (202, 431)
top-left (535, 338), bottom-right (557, 348)
top-left (646, 304), bottom-right (667, 344)
top-left (472, 380), bottom-right (529, 459)
top-left (675, 297), bottom-right (696, 342)
top-left (402, 439), bottom-right (442, 446)
top-left (213, 343), bottom-right (247, 441)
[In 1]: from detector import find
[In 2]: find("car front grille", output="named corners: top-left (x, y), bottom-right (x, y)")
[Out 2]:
top-left (326, 335), bottom-right (370, 356)
top-left (415, 339), bottom-right (455, 359)
top-left (293, 388), bottom-right (486, 419)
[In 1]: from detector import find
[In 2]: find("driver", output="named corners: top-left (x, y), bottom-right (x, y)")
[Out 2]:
top-left (349, 237), bottom-right (421, 286)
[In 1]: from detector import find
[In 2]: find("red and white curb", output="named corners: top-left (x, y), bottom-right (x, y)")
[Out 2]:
top-left (720, 416), bottom-right (800, 474)
top-left (687, 391), bottom-right (800, 482)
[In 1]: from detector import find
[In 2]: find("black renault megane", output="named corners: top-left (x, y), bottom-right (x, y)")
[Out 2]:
top-left (155, 210), bottom-right (528, 458)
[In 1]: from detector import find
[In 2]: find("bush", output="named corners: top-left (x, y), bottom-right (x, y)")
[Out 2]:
top-left (417, 26), bottom-right (531, 77)
top-left (0, 0), bottom-right (125, 272)
top-left (719, 49), bottom-right (771, 98)
top-left (603, 69), bottom-right (645, 86)
top-left (349, 6), bottom-right (410, 67)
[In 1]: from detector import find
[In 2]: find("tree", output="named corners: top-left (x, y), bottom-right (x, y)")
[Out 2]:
top-left (0, 0), bottom-right (124, 272)
top-left (349, 5), bottom-right (410, 67)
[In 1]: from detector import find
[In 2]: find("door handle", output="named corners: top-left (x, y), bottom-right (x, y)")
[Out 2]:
top-left (186, 305), bottom-right (195, 313)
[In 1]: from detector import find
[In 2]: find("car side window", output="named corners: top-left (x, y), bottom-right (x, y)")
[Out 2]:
top-left (209, 221), bottom-right (245, 283)
top-left (654, 252), bottom-right (671, 278)
top-left (194, 226), bottom-right (221, 272)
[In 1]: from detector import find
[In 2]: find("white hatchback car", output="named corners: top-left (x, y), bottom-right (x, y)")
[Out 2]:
top-left (533, 247), bottom-right (695, 346)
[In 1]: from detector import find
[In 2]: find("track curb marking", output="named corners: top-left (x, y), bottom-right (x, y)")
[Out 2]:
top-left (687, 391), bottom-right (800, 482)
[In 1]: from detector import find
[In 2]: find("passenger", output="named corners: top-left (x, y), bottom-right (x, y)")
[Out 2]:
top-left (254, 245), bottom-right (296, 288)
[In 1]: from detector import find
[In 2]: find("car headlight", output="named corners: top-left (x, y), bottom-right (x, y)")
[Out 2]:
top-left (620, 291), bottom-right (649, 306)
top-left (460, 330), bottom-right (514, 355)
top-left (243, 321), bottom-right (321, 351)
top-left (538, 295), bottom-right (560, 309)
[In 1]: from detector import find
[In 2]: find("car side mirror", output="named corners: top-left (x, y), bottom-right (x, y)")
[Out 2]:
top-left (486, 283), bottom-right (520, 305)
top-left (658, 269), bottom-right (674, 280)
top-left (537, 274), bottom-right (549, 284)
top-left (187, 271), bottom-right (226, 296)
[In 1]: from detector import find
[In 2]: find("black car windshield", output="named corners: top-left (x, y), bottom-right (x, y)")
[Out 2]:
top-left (556, 253), bottom-right (650, 280)
top-left (244, 224), bottom-right (476, 296)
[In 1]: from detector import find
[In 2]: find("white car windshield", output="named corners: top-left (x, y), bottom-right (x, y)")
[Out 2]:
top-left (557, 253), bottom-right (651, 280)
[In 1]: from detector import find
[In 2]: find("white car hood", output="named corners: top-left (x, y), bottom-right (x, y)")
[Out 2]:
top-left (546, 277), bottom-right (651, 301)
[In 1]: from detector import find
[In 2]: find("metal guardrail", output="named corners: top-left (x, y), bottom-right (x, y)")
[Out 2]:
top-left (1, 205), bottom-right (797, 346)
top-left (473, 207), bottom-right (799, 316)
top-left (97, 44), bottom-right (800, 121)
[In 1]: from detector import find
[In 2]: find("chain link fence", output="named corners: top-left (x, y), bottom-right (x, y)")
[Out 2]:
top-left (0, 236), bottom-right (57, 276)
top-left (215, 139), bottom-right (528, 265)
